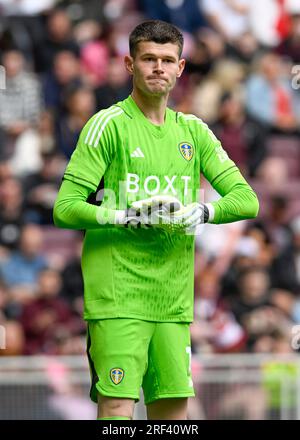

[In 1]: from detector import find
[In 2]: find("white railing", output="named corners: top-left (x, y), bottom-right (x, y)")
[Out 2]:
top-left (191, 353), bottom-right (300, 420)
top-left (0, 354), bottom-right (299, 419)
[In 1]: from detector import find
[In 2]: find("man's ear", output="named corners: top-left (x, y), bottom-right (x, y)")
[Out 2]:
top-left (176, 58), bottom-right (186, 78)
top-left (124, 55), bottom-right (134, 75)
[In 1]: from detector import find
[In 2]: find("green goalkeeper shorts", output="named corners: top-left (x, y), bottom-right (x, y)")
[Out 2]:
top-left (87, 318), bottom-right (195, 405)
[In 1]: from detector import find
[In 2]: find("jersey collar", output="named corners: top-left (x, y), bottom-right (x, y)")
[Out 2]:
top-left (121, 95), bottom-right (172, 138)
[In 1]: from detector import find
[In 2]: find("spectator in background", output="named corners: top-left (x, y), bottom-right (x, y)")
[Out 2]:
top-left (271, 215), bottom-right (300, 294)
top-left (226, 31), bottom-right (260, 63)
top-left (271, 288), bottom-right (300, 324)
top-left (0, 0), bottom-right (55, 16)
top-left (0, 1), bottom-right (53, 64)
top-left (255, 156), bottom-right (289, 190)
top-left (79, 21), bottom-right (110, 88)
top-left (95, 56), bottom-right (131, 110)
top-left (8, 110), bottom-right (56, 178)
top-left (230, 266), bottom-right (271, 323)
top-left (171, 33), bottom-right (216, 113)
top-left (23, 152), bottom-right (65, 225)
top-left (43, 50), bottom-right (82, 111)
top-left (191, 58), bottom-right (246, 124)
top-left (196, 27), bottom-right (226, 60)
top-left (0, 319), bottom-right (25, 356)
top-left (0, 275), bottom-right (24, 320)
top-left (139, 0), bottom-right (206, 34)
top-left (246, 52), bottom-right (300, 133)
top-left (61, 236), bottom-right (84, 316)
top-left (0, 49), bottom-right (43, 157)
top-left (183, 35), bottom-right (213, 82)
top-left (0, 278), bottom-right (9, 320)
top-left (259, 196), bottom-right (293, 253)
top-left (249, 0), bottom-right (293, 48)
top-left (245, 223), bottom-right (275, 268)
top-left (229, 266), bottom-right (291, 350)
top-left (0, 162), bottom-right (13, 185)
top-left (103, 0), bottom-right (137, 22)
top-left (20, 268), bottom-right (80, 354)
top-left (201, 0), bottom-right (251, 43)
top-left (0, 129), bottom-right (6, 161)
top-left (105, 13), bottom-right (145, 58)
top-left (211, 92), bottom-right (267, 177)
top-left (216, 223), bottom-right (273, 300)
top-left (277, 11), bottom-right (300, 63)
top-left (0, 177), bottom-right (25, 251)
top-left (220, 236), bottom-right (261, 300)
top-left (192, 265), bottom-right (247, 354)
top-left (34, 8), bottom-right (79, 73)
top-left (0, 224), bottom-right (47, 302)
top-left (56, 85), bottom-right (96, 159)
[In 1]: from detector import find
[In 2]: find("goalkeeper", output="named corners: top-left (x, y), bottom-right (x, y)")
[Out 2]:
top-left (53, 20), bottom-right (259, 420)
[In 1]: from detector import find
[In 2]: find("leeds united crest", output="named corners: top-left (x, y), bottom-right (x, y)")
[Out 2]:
top-left (110, 368), bottom-right (124, 385)
top-left (179, 142), bottom-right (194, 161)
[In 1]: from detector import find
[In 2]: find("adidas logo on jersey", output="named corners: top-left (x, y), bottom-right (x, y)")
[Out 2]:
top-left (130, 147), bottom-right (144, 158)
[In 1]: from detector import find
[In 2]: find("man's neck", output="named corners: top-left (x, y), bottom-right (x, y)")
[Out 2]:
top-left (131, 89), bottom-right (168, 125)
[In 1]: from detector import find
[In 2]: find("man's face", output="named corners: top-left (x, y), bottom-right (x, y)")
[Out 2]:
top-left (3, 51), bottom-right (24, 78)
top-left (125, 41), bottom-right (185, 97)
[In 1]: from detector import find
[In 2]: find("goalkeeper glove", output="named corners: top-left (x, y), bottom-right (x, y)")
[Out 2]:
top-left (154, 202), bottom-right (209, 234)
top-left (114, 195), bottom-right (181, 227)
top-left (98, 195), bottom-right (211, 232)
top-left (131, 196), bottom-right (211, 234)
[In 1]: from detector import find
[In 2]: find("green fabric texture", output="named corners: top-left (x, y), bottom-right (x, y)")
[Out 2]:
top-left (53, 179), bottom-right (116, 230)
top-left (210, 170), bottom-right (259, 224)
top-left (87, 319), bottom-right (194, 405)
top-left (53, 172), bottom-right (259, 230)
top-left (53, 95), bottom-right (259, 322)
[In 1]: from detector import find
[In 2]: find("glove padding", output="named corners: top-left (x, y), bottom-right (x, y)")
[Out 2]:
top-left (117, 195), bottom-right (182, 228)
top-left (155, 202), bottom-right (208, 234)
top-left (128, 196), bottom-right (209, 233)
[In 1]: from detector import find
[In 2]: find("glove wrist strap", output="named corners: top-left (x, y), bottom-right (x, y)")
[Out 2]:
top-left (205, 203), bottom-right (215, 223)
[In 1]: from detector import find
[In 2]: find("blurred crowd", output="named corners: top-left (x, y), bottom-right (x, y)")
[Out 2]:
top-left (0, 0), bottom-right (300, 360)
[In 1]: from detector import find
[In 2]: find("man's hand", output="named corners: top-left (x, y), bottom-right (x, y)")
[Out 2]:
top-left (118, 195), bottom-right (182, 228)
top-left (154, 202), bottom-right (209, 234)
top-left (124, 196), bottom-right (209, 233)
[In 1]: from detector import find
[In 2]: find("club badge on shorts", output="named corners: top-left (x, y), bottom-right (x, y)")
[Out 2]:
top-left (179, 142), bottom-right (194, 161)
top-left (110, 368), bottom-right (124, 385)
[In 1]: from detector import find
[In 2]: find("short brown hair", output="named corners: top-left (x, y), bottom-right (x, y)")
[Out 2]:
top-left (129, 20), bottom-right (184, 58)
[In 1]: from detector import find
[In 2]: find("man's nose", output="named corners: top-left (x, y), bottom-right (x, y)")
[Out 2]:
top-left (154, 59), bottom-right (164, 72)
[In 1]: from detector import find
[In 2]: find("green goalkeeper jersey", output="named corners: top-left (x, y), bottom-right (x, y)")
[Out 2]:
top-left (61, 95), bottom-right (258, 322)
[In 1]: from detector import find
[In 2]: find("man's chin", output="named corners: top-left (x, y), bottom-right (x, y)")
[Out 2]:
top-left (147, 86), bottom-right (169, 96)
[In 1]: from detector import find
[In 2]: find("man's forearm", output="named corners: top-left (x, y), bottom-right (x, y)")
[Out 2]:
top-left (53, 171), bottom-right (259, 230)
top-left (209, 171), bottom-right (259, 224)
top-left (53, 179), bottom-right (113, 230)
